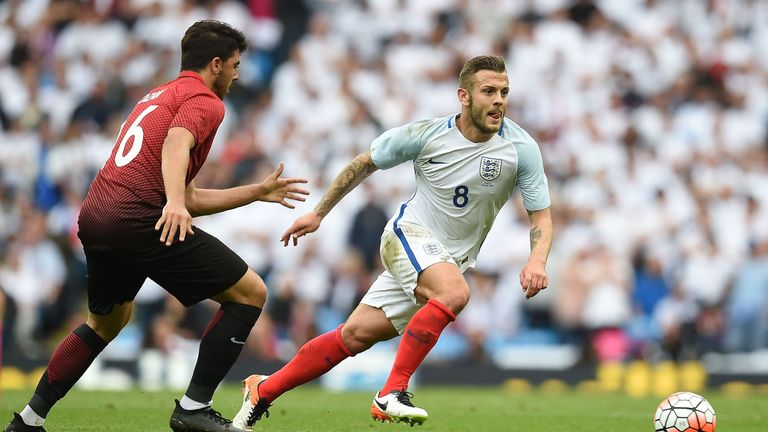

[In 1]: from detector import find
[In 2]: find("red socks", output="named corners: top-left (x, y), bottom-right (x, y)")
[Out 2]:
top-left (260, 299), bottom-right (455, 401)
top-left (259, 325), bottom-right (352, 402)
top-left (380, 299), bottom-right (455, 395)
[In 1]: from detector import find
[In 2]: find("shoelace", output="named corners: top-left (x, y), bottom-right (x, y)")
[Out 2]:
top-left (203, 407), bottom-right (231, 426)
top-left (246, 399), bottom-right (271, 426)
top-left (396, 390), bottom-right (416, 407)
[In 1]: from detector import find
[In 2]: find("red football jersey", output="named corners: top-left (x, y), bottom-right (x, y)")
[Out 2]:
top-left (78, 71), bottom-right (224, 244)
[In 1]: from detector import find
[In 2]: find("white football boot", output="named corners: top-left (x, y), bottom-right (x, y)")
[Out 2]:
top-left (231, 374), bottom-right (270, 431)
top-left (370, 390), bottom-right (428, 426)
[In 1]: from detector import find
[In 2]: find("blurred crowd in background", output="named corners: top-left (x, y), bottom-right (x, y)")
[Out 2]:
top-left (1, 0), bottom-right (767, 375)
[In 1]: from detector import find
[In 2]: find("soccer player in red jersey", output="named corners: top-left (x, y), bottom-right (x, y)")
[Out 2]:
top-left (4, 21), bottom-right (309, 432)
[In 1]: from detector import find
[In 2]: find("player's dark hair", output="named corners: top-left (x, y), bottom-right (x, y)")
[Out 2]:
top-left (180, 20), bottom-right (247, 72)
top-left (459, 55), bottom-right (506, 90)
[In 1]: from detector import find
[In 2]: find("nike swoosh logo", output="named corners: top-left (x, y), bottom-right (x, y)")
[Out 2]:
top-left (407, 329), bottom-right (432, 344)
top-left (375, 399), bottom-right (388, 411)
top-left (230, 337), bottom-right (246, 345)
top-left (427, 157), bottom-right (447, 164)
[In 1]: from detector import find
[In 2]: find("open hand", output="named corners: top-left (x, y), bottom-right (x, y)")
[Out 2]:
top-left (280, 212), bottom-right (322, 246)
top-left (259, 163), bottom-right (310, 208)
top-left (155, 201), bottom-right (194, 246)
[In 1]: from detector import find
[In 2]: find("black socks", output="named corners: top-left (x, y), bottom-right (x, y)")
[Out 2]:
top-left (30, 324), bottom-right (108, 417)
top-left (184, 303), bottom-right (262, 403)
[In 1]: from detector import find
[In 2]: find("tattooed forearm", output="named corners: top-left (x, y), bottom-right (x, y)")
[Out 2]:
top-left (530, 225), bottom-right (542, 251)
top-left (314, 152), bottom-right (378, 217)
top-left (526, 207), bottom-right (553, 264)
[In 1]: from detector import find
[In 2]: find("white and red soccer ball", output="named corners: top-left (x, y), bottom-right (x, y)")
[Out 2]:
top-left (654, 391), bottom-right (716, 432)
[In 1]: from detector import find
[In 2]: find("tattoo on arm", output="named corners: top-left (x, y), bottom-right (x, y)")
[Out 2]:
top-left (314, 153), bottom-right (378, 217)
top-left (530, 225), bottom-right (542, 251)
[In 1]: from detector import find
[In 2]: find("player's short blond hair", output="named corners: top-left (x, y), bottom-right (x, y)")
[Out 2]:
top-left (458, 56), bottom-right (507, 90)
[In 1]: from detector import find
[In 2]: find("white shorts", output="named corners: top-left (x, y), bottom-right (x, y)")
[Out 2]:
top-left (360, 223), bottom-right (454, 334)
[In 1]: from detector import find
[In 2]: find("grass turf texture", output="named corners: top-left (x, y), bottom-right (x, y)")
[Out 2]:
top-left (1, 386), bottom-right (764, 431)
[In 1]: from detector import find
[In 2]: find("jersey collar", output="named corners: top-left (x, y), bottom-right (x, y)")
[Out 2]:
top-left (178, 70), bottom-right (206, 85)
top-left (451, 113), bottom-right (505, 136)
top-left (452, 114), bottom-right (503, 144)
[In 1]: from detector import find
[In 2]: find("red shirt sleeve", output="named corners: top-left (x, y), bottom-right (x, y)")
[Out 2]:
top-left (169, 93), bottom-right (225, 146)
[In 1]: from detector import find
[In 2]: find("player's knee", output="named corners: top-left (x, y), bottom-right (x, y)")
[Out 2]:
top-left (240, 277), bottom-right (267, 307)
top-left (87, 313), bottom-right (130, 342)
top-left (439, 286), bottom-right (470, 315)
top-left (219, 270), bottom-right (267, 307)
top-left (340, 323), bottom-right (375, 354)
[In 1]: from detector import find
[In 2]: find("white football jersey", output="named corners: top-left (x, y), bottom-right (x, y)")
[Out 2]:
top-left (370, 114), bottom-right (550, 272)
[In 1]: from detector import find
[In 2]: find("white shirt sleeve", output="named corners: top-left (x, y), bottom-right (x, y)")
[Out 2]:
top-left (370, 119), bottom-right (435, 169)
top-left (516, 132), bottom-right (551, 211)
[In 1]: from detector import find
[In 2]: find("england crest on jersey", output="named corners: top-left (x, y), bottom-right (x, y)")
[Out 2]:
top-left (480, 157), bottom-right (502, 181)
top-left (423, 242), bottom-right (442, 255)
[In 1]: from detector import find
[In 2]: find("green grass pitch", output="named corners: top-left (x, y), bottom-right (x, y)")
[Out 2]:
top-left (1, 386), bottom-right (764, 431)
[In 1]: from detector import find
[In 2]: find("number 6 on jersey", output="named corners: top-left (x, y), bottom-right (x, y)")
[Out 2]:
top-left (115, 105), bottom-right (159, 167)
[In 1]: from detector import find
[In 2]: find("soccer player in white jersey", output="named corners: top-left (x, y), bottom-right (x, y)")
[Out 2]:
top-left (233, 55), bottom-right (553, 428)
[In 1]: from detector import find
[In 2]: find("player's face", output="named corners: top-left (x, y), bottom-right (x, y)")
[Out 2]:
top-left (213, 51), bottom-right (240, 99)
top-left (467, 70), bottom-right (509, 135)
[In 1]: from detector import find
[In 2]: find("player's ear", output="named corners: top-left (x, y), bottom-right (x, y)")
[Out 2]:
top-left (457, 87), bottom-right (470, 107)
top-left (211, 57), bottom-right (223, 74)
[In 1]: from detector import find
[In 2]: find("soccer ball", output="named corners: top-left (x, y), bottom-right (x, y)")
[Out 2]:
top-left (654, 391), bottom-right (716, 432)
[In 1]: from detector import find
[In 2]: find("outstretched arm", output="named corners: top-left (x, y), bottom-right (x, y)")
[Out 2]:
top-left (186, 163), bottom-right (309, 217)
top-left (281, 150), bottom-right (379, 246)
top-left (156, 128), bottom-right (308, 246)
top-left (519, 207), bottom-right (553, 299)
